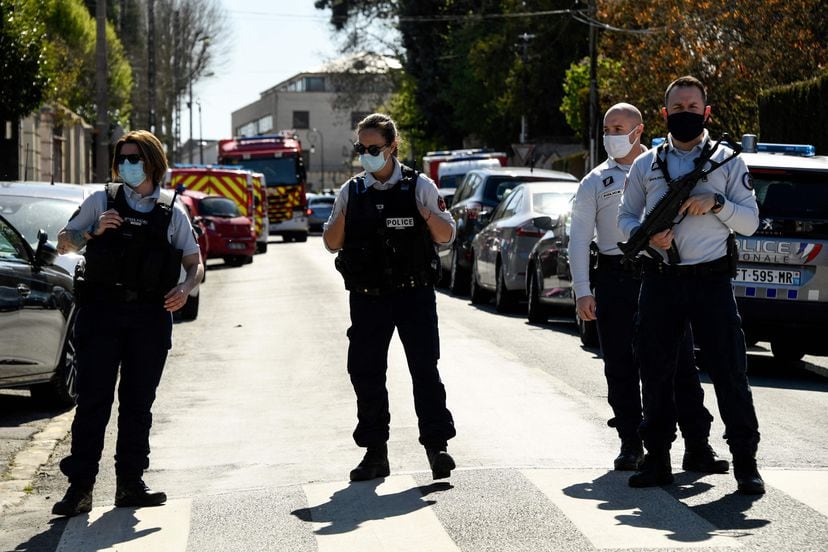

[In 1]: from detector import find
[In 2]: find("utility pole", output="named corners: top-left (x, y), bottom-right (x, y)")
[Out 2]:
top-left (95, 0), bottom-right (109, 182)
top-left (516, 32), bottom-right (535, 145)
top-left (188, 59), bottom-right (193, 163)
top-left (198, 100), bottom-right (204, 164)
top-left (587, 0), bottom-right (599, 171)
top-left (148, 0), bottom-right (156, 133)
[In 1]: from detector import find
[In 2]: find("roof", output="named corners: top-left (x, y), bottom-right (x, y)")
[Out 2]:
top-left (468, 167), bottom-right (579, 182)
top-left (742, 152), bottom-right (828, 172)
top-left (514, 181), bottom-right (580, 193)
top-left (0, 181), bottom-right (98, 201)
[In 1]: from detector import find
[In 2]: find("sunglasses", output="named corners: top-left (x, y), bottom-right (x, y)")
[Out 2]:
top-left (353, 142), bottom-right (388, 156)
top-left (116, 153), bottom-right (144, 165)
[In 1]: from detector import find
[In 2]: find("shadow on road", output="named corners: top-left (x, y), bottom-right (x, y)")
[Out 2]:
top-left (0, 391), bottom-right (70, 427)
top-left (291, 479), bottom-right (452, 535)
top-left (563, 471), bottom-right (769, 545)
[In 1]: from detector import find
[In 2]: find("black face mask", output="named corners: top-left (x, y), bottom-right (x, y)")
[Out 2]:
top-left (667, 111), bottom-right (705, 142)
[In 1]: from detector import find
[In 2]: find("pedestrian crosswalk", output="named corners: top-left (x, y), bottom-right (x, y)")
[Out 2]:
top-left (53, 467), bottom-right (828, 552)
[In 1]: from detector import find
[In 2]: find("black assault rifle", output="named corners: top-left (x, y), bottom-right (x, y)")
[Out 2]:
top-left (617, 134), bottom-right (741, 265)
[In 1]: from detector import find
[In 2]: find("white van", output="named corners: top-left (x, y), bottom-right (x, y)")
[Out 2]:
top-left (437, 158), bottom-right (502, 189)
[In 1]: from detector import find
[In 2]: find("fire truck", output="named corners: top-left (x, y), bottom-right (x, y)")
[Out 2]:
top-left (166, 165), bottom-right (269, 254)
top-left (218, 132), bottom-right (309, 242)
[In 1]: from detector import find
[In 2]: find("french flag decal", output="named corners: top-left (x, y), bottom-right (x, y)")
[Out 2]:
top-left (797, 243), bottom-right (823, 264)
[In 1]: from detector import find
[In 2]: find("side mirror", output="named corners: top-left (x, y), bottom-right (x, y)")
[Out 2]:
top-left (532, 216), bottom-right (556, 231)
top-left (34, 229), bottom-right (58, 268)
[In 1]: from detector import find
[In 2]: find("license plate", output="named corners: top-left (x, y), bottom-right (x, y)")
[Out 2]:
top-left (227, 242), bottom-right (247, 250)
top-left (734, 268), bottom-right (801, 286)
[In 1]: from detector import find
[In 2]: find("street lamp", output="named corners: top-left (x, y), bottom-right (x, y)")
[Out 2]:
top-left (197, 100), bottom-right (203, 164)
top-left (310, 127), bottom-right (324, 190)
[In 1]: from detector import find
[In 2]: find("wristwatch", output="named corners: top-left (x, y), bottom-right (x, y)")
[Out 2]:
top-left (711, 193), bottom-right (725, 214)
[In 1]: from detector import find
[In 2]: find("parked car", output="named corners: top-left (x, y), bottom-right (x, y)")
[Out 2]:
top-left (307, 193), bottom-right (336, 232)
top-left (183, 190), bottom-right (255, 267)
top-left (438, 186), bottom-right (457, 209)
top-left (470, 181), bottom-right (579, 312)
top-left (0, 214), bottom-right (77, 406)
top-left (525, 198), bottom-right (599, 347)
top-left (442, 167), bottom-right (578, 295)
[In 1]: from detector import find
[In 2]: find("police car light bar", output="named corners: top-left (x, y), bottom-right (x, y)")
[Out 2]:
top-left (755, 142), bottom-right (815, 157)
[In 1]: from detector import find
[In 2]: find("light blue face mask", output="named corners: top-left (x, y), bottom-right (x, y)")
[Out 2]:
top-left (359, 151), bottom-right (388, 173)
top-left (119, 160), bottom-right (147, 187)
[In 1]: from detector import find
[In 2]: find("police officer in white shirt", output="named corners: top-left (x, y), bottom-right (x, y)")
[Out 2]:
top-left (570, 103), bottom-right (724, 475)
top-left (618, 76), bottom-right (764, 494)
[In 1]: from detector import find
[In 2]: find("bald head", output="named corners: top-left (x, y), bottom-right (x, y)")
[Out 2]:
top-left (604, 103), bottom-right (642, 126)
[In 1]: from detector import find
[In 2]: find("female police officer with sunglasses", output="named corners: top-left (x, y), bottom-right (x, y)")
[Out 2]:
top-left (52, 130), bottom-right (204, 516)
top-left (323, 113), bottom-right (457, 481)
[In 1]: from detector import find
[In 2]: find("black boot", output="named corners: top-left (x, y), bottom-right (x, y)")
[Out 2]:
top-left (614, 440), bottom-right (644, 471)
top-left (349, 445), bottom-right (390, 482)
top-left (426, 447), bottom-right (455, 480)
top-left (682, 443), bottom-right (730, 474)
top-left (115, 477), bottom-right (167, 508)
top-left (628, 451), bottom-right (674, 488)
top-left (733, 455), bottom-right (765, 495)
top-left (52, 483), bottom-right (93, 517)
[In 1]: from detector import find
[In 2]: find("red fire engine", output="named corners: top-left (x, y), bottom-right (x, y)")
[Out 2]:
top-left (218, 131), bottom-right (309, 242)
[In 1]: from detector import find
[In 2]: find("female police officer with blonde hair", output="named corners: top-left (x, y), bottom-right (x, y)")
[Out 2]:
top-left (52, 130), bottom-right (204, 516)
top-left (323, 113), bottom-right (457, 481)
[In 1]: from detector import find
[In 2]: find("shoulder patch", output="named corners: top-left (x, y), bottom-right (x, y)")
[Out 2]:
top-left (742, 172), bottom-right (754, 190)
top-left (602, 175), bottom-right (614, 187)
top-left (437, 196), bottom-right (447, 212)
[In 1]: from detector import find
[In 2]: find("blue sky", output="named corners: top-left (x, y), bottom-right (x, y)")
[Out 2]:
top-left (187, 1), bottom-right (338, 141)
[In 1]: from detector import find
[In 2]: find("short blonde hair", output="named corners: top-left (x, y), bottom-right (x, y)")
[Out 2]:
top-left (112, 130), bottom-right (168, 185)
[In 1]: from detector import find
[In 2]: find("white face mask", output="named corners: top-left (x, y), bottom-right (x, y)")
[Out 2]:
top-left (603, 126), bottom-right (639, 160)
top-left (359, 150), bottom-right (388, 173)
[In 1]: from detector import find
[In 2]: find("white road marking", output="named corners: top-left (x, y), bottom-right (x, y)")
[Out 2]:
top-left (761, 469), bottom-right (828, 517)
top-left (56, 499), bottom-right (191, 552)
top-left (302, 475), bottom-right (460, 552)
top-left (523, 469), bottom-right (741, 549)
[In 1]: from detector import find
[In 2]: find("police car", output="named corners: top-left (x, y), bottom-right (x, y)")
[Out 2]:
top-left (735, 136), bottom-right (828, 362)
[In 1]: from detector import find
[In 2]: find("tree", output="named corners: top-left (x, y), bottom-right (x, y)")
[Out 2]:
top-left (0, 0), bottom-right (50, 120)
top-left (560, 55), bottom-right (622, 144)
top-left (594, 0), bottom-right (828, 138)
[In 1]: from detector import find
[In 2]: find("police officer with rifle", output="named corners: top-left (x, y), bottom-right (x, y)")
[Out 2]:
top-left (53, 130), bottom-right (204, 516)
top-left (571, 103), bottom-right (725, 475)
top-left (618, 76), bottom-right (765, 494)
top-left (323, 113), bottom-right (456, 482)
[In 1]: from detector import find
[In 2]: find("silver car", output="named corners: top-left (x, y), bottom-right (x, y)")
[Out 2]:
top-left (471, 181), bottom-right (579, 312)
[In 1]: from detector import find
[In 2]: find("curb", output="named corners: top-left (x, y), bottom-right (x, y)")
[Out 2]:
top-left (0, 409), bottom-right (74, 513)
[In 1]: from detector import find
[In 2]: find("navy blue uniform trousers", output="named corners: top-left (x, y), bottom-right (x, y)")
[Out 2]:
top-left (594, 267), bottom-right (713, 446)
top-left (635, 269), bottom-right (760, 456)
top-left (60, 302), bottom-right (172, 484)
top-left (347, 286), bottom-right (455, 449)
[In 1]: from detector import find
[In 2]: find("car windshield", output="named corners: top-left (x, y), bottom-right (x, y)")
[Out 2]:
top-left (199, 197), bottom-right (242, 217)
top-left (0, 196), bottom-right (79, 247)
top-left (309, 196), bottom-right (335, 207)
top-left (223, 157), bottom-right (299, 185)
top-left (752, 170), bottom-right (828, 219)
top-left (533, 192), bottom-right (574, 216)
top-left (483, 176), bottom-right (553, 203)
top-left (440, 174), bottom-right (465, 188)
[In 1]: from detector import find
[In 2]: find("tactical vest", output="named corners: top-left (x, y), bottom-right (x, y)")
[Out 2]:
top-left (79, 183), bottom-right (183, 303)
top-left (335, 166), bottom-right (439, 295)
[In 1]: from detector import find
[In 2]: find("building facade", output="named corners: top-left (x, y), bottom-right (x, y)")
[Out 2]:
top-left (231, 53), bottom-right (399, 192)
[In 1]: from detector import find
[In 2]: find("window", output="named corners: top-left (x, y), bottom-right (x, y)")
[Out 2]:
top-left (257, 115), bottom-right (273, 134)
top-left (237, 121), bottom-right (257, 137)
top-left (305, 77), bottom-right (326, 92)
top-left (351, 111), bottom-right (371, 129)
top-left (498, 188), bottom-right (523, 220)
top-left (293, 111), bottom-right (310, 129)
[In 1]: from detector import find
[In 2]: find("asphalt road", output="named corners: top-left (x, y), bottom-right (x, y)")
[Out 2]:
top-left (0, 234), bottom-right (826, 551)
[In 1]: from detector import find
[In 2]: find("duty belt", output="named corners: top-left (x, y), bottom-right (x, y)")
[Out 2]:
top-left (596, 253), bottom-right (640, 273)
top-left (641, 255), bottom-right (731, 277)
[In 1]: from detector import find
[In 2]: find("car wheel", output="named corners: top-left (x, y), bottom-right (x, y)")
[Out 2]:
top-left (256, 241), bottom-right (268, 254)
top-left (770, 339), bottom-right (805, 365)
top-left (224, 256), bottom-right (246, 267)
top-left (283, 234), bottom-right (294, 242)
top-left (469, 256), bottom-right (490, 305)
top-left (295, 233), bottom-right (308, 243)
top-left (527, 269), bottom-right (548, 323)
top-left (180, 291), bottom-right (199, 321)
top-left (576, 311), bottom-right (600, 348)
top-left (30, 322), bottom-right (78, 408)
top-left (494, 263), bottom-right (517, 313)
top-left (449, 246), bottom-right (469, 296)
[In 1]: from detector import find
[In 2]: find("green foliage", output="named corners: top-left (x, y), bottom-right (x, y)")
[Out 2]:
top-left (759, 72), bottom-right (828, 155)
top-left (560, 56), bottom-right (623, 142)
top-left (0, 0), bottom-right (50, 119)
top-left (382, 71), bottom-right (441, 165)
top-left (41, 0), bottom-right (132, 125)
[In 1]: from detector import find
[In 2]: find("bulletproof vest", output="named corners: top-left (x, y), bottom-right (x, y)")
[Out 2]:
top-left (335, 166), bottom-right (439, 294)
top-left (80, 183), bottom-right (183, 302)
